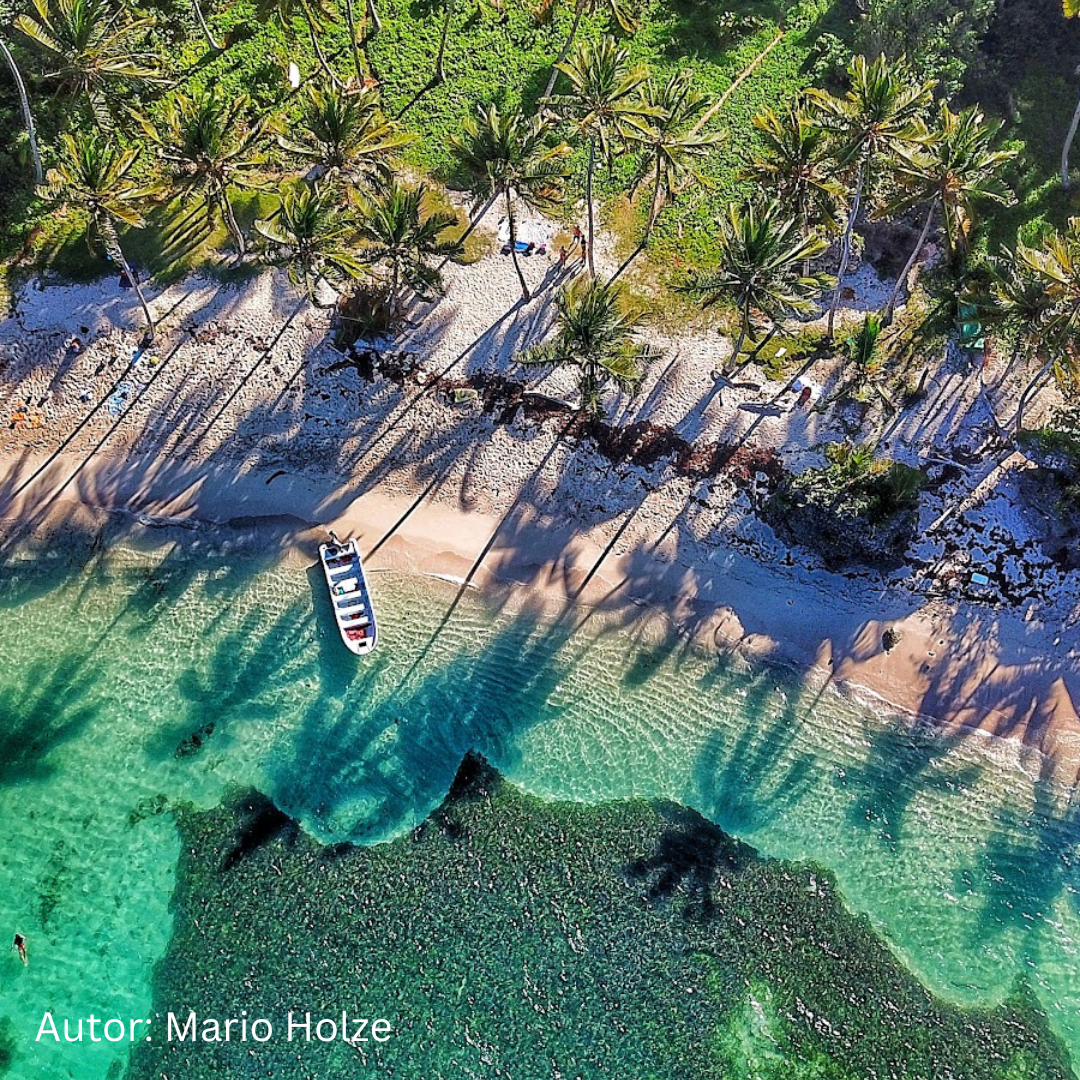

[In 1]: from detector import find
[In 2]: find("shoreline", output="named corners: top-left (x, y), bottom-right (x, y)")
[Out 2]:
top-left (2, 446), bottom-right (1077, 785)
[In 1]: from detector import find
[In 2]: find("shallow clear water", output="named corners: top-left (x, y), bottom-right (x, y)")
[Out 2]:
top-left (0, 530), bottom-right (1077, 1078)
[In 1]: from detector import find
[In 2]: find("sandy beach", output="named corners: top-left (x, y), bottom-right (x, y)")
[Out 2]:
top-left (1, 233), bottom-right (1078, 783)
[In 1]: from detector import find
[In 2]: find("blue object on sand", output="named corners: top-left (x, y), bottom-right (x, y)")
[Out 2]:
top-left (106, 382), bottom-right (135, 416)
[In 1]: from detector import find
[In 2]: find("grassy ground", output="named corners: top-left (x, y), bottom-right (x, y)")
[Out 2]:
top-left (4, 0), bottom-right (1080, 292)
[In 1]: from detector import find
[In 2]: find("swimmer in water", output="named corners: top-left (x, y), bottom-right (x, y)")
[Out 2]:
top-left (12, 933), bottom-right (27, 966)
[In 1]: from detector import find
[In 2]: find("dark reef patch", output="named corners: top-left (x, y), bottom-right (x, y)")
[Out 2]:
top-left (129, 762), bottom-right (1074, 1080)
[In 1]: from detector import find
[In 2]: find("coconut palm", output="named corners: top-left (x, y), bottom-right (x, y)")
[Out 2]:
top-left (0, 9), bottom-right (43, 183)
top-left (538, 0), bottom-right (638, 99)
top-left (15, 0), bottom-right (163, 130)
top-left (544, 35), bottom-right (655, 276)
top-left (743, 104), bottom-right (843, 270)
top-left (256, 179), bottom-right (366, 300)
top-left (256, 0), bottom-right (341, 88)
top-left (279, 82), bottom-right (413, 182)
top-left (806, 54), bottom-right (934, 338)
top-left (630, 69), bottom-right (721, 250)
top-left (883, 103), bottom-right (1015, 321)
top-left (38, 133), bottom-right (155, 337)
top-left (144, 88), bottom-right (268, 261)
top-left (682, 199), bottom-right (833, 367)
top-left (518, 275), bottom-right (658, 419)
top-left (354, 178), bottom-right (463, 315)
top-left (450, 102), bottom-right (571, 300)
top-left (1010, 220), bottom-right (1080, 426)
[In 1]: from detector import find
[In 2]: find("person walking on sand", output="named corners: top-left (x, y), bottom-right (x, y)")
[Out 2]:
top-left (558, 245), bottom-right (568, 271)
top-left (12, 933), bottom-right (27, 966)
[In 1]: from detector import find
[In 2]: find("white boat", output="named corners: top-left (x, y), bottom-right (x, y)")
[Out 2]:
top-left (319, 535), bottom-right (378, 655)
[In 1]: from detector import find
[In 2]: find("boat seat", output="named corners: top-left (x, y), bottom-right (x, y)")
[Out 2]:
top-left (343, 615), bottom-right (371, 628)
top-left (333, 577), bottom-right (360, 595)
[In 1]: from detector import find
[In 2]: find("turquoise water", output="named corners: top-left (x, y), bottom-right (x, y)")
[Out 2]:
top-left (0, 525), bottom-right (1078, 1078)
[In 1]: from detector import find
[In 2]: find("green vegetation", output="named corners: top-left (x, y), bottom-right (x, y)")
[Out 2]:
top-left (767, 441), bottom-right (926, 566)
top-left (127, 765), bottom-right (1075, 1079)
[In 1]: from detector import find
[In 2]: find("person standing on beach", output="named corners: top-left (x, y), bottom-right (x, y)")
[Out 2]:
top-left (12, 933), bottom-right (27, 966)
top-left (559, 245), bottom-right (568, 270)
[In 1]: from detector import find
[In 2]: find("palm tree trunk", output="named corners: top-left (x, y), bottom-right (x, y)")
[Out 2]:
top-left (343, 0), bottom-right (366, 81)
top-left (1063, 81), bottom-right (1080, 190)
top-left (542, 1), bottom-right (585, 99)
top-left (884, 197), bottom-right (935, 324)
top-left (727, 294), bottom-right (751, 370)
top-left (586, 136), bottom-right (597, 277)
top-left (191, 0), bottom-right (224, 51)
top-left (366, 0), bottom-right (382, 36)
top-left (1015, 355), bottom-right (1056, 432)
top-left (507, 190), bottom-right (530, 301)
top-left (307, 17), bottom-right (343, 88)
top-left (827, 159), bottom-right (865, 340)
top-left (390, 258), bottom-right (401, 315)
top-left (433, 0), bottom-right (455, 84)
top-left (221, 190), bottom-right (247, 260)
top-left (102, 220), bottom-right (155, 342)
top-left (0, 38), bottom-right (43, 185)
top-left (87, 88), bottom-right (113, 133)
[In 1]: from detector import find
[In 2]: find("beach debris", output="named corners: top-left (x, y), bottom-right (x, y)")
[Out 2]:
top-left (881, 627), bottom-right (902, 653)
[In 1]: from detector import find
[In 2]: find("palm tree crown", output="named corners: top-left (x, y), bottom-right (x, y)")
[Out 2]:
top-left (683, 199), bottom-right (833, 365)
top-left (544, 35), bottom-right (656, 275)
top-left (634, 69), bottom-right (721, 241)
top-left (451, 102), bottom-right (571, 299)
top-left (256, 179), bottom-right (367, 299)
top-left (146, 89), bottom-right (268, 259)
top-left (16, 0), bottom-right (163, 126)
top-left (889, 103), bottom-right (1015, 264)
top-left (354, 178), bottom-right (463, 313)
top-left (744, 104), bottom-right (843, 238)
top-left (38, 132), bottom-right (156, 334)
top-left (806, 54), bottom-right (934, 336)
top-left (279, 82), bottom-right (414, 180)
top-left (519, 275), bottom-right (659, 419)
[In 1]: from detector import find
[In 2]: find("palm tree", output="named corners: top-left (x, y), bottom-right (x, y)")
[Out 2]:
top-left (628, 69), bottom-right (720, 253)
top-left (450, 102), bottom-right (571, 300)
top-left (278, 82), bottom-right (413, 182)
top-left (682, 199), bottom-right (832, 367)
top-left (0, 7), bottom-right (43, 183)
top-left (743, 104), bottom-right (843, 272)
top-left (1010, 220), bottom-right (1080, 427)
top-left (38, 133), bottom-right (156, 338)
top-left (1062, 0), bottom-right (1080, 188)
top-left (518, 275), bottom-right (658, 419)
top-left (144, 89), bottom-right (268, 261)
top-left (15, 0), bottom-right (163, 130)
top-left (806, 54), bottom-right (934, 338)
top-left (883, 103), bottom-right (1015, 321)
top-left (256, 179), bottom-right (367, 300)
top-left (544, 35), bottom-right (655, 276)
top-left (354, 178), bottom-right (463, 315)
top-left (539, 0), bottom-right (638, 99)
top-left (256, 0), bottom-right (342, 88)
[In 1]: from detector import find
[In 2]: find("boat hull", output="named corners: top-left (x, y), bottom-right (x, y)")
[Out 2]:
top-left (319, 539), bottom-right (378, 655)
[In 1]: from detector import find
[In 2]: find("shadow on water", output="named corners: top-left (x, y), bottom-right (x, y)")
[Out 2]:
top-left (270, 598), bottom-right (581, 843)
top-left (840, 721), bottom-right (982, 849)
top-left (693, 675), bottom-right (815, 837)
top-left (146, 598), bottom-right (317, 762)
top-left (628, 806), bottom-right (754, 920)
top-left (221, 791), bottom-right (299, 872)
top-left (0, 657), bottom-right (101, 786)
top-left (961, 781), bottom-right (1080, 947)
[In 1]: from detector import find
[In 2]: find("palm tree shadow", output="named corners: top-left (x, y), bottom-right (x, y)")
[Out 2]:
top-left (627, 805), bottom-right (755, 920)
top-left (693, 675), bottom-right (815, 836)
top-left (840, 720), bottom-right (981, 849)
top-left (270, 599), bottom-right (580, 843)
top-left (0, 657), bottom-right (101, 786)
